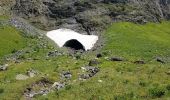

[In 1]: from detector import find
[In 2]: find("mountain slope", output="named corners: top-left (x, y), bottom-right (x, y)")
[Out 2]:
top-left (10, 0), bottom-right (170, 33)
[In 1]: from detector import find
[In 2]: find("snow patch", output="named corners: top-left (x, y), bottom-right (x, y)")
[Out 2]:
top-left (46, 29), bottom-right (98, 51)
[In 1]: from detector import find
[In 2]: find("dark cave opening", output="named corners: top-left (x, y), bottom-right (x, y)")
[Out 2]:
top-left (63, 39), bottom-right (85, 51)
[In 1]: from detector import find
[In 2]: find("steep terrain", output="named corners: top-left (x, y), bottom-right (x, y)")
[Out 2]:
top-left (0, 0), bottom-right (170, 100)
top-left (10, 0), bottom-right (170, 34)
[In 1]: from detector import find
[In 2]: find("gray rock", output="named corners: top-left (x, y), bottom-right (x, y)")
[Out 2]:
top-left (110, 57), bottom-right (123, 61)
top-left (88, 59), bottom-right (100, 66)
top-left (61, 71), bottom-right (72, 79)
top-left (156, 57), bottom-right (165, 63)
top-left (0, 64), bottom-right (8, 71)
top-left (52, 82), bottom-right (65, 90)
top-left (26, 69), bottom-right (39, 77)
top-left (16, 74), bottom-right (29, 80)
top-left (80, 66), bottom-right (100, 80)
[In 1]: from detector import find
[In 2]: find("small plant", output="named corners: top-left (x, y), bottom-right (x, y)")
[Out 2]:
top-left (0, 88), bottom-right (4, 94)
top-left (65, 85), bottom-right (72, 90)
top-left (166, 84), bottom-right (170, 91)
top-left (148, 87), bottom-right (165, 98)
top-left (139, 81), bottom-right (146, 87)
top-left (11, 49), bottom-right (17, 53)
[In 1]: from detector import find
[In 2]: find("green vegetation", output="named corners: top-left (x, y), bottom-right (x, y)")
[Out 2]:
top-left (0, 20), bottom-right (170, 100)
top-left (0, 25), bottom-right (27, 57)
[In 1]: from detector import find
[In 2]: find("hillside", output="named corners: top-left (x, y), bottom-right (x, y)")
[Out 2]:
top-left (0, 0), bottom-right (170, 100)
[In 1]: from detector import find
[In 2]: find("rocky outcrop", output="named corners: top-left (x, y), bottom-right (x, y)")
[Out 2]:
top-left (11, 0), bottom-right (170, 34)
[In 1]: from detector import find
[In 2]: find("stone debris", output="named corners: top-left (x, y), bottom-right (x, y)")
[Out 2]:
top-left (0, 64), bottom-right (8, 71)
top-left (96, 53), bottom-right (102, 58)
top-left (79, 66), bottom-right (100, 80)
top-left (156, 57), bottom-right (165, 63)
top-left (88, 59), bottom-right (100, 66)
top-left (52, 82), bottom-right (65, 90)
top-left (61, 71), bottom-right (72, 79)
top-left (24, 78), bottom-right (52, 98)
top-left (47, 50), bottom-right (63, 57)
top-left (24, 78), bottom-right (66, 99)
top-left (26, 69), bottom-right (39, 78)
top-left (16, 74), bottom-right (29, 80)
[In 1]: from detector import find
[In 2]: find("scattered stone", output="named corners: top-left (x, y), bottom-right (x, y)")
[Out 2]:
top-left (47, 50), bottom-right (63, 57)
top-left (79, 66), bottom-right (100, 80)
top-left (134, 60), bottom-right (145, 64)
top-left (52, 82), bottom-right (65, 90)
top-left (98, 80), bottom-right (103, 83)
top-left (26, 69), bottom-right (39, 77)
top-left (61, 71), bottom-right (72, 79)
top-left (156, 57), bottom-right (165, 63)
top-left (104, 57), bottom-right (109, 60)
top-left (39, 89), bottom-right (50, 96)
top-left (16, 74), bottom-right (29, 80)
top-left (24, 78), bottom-right (52, 98)
top-left (88, 59), bottom-right (100, 66)
top-left (79, 74), bottom-right (91, 79)
top-left (96, 53), bottom-right (102, 58)
top-left (0, 64), bottom-right (8, 71)
top-left (86, 66), bottom-right (100, 75)
top-left (110, 57), bottom-right (123, 61)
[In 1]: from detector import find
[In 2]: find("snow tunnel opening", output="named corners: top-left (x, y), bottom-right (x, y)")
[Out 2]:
top-left (63, 39), bottom-right (85, 51)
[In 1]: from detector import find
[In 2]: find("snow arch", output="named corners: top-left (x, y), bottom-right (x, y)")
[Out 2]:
top-left (46, 29), bottom-right (98, 51)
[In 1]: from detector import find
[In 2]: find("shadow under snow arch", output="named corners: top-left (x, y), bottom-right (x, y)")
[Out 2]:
top-left (46, 29), bottom-right (98, 51)
top-left (63, 39), bottom-right (85, 51)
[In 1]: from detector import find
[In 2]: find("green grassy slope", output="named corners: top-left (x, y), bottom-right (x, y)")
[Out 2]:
top-left (0, 21), bottom-right (170, 100)
top-left (0, 26), bottom-right (27, 57)
top-left (103, 21), bottom-right (170, 60)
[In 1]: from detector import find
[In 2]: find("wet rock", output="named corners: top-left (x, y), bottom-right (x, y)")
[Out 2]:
top-left (0, 64), bottom-right (8, 71)
top-left (88, 59), bottom-right (100, 66)
top-left (156, 57), bottom-right (165, 63)
top-left (96, 53), bottom-right (102, 58)
top-left (16, 74), bottom-right (29, 80)
top-left (110, 57), bottom-right (123, 61)
top-left (134, 60), bottom-right (145, 64)
top-left (52, 82), bottom-right (65, 90)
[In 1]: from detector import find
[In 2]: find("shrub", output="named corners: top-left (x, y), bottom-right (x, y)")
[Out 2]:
top-left (148, 87), bottom-right (165, 98)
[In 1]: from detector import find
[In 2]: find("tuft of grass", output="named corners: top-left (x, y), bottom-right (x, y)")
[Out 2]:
top-left (148, 87), bottom-right (165, 98)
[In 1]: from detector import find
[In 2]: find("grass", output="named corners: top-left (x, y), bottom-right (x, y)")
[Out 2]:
top-left (0, 25), bottom-right (27, 57)
top-left (0, 20), bottom-right (170, 100)
top-left (103, 21), bottom-right (170, 60)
